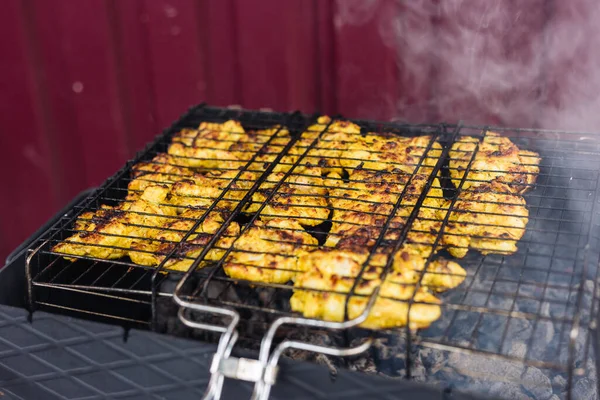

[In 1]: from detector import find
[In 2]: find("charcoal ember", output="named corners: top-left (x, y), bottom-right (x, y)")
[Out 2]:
top-left (347, 354), bottom-right (377, 375)
top-left (447, 351), bottom-right (535, 399)
top-left (488, 382), bottom-right (533, 400)
top-left (521, 367), bottom-right (553, 400)
top-left (552, 374), bottom-right (567, 392)
top-left (281, 329), bottom-right (346, 376)
top-left (573, 378), bottom-right (598, 400)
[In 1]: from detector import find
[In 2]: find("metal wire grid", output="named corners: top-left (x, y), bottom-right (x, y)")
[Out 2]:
top-left (173, 123), bottom-right (600, 385)
top-left (26, 105), bottom-right (313, 325)
top-left (25, 105), bottom-right (600, 395)
top-left (26, 106), bottom-right (440, 322)
top-left (410, 127), bottom-right (600, 385)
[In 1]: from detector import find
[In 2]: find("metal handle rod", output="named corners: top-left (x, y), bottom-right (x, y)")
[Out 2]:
top-left (253, 338), bottom-right (373, 400)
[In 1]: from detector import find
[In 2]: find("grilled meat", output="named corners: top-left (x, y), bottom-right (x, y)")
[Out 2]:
top-left (449, 132), bottom-right (540, 194)
top-left (440, 180), bottom-right (529, 258)
top-left (169, 170), bottom-right (258, 213)
top-left (245, 166), bottom-right (329, 226)
top-left (130, 210), bottom-right (240, 271)
top-left (53, 185), bottom-right (176, 260)
top-left (301, 117), bottom-right (363, 175)
top-left (167, 121), bottom-right (248, 170)
top-left (246, 127), bottom-right (295, 173)
top-left (326, 168), bottom-right (444, 250)
top-left (392, 247), bottom-right (466, 292)
top-left (223, 218), bottom-right (318, 283)
top-left (291, 249), bottom-right (459, 329)
top-left (127, 154), bottom-right (194, 201)
top-left (341, 135), bottom-right (442, 175)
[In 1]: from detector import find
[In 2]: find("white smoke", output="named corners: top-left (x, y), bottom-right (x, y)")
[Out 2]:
top-left (335, 0), bottom-right (600, 131)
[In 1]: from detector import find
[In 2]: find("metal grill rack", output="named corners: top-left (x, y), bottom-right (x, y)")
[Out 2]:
top-left (26, 105), bottom-right (600, 399)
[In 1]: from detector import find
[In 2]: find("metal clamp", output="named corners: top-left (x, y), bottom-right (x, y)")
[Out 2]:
top-left (175, 286), bottom-right (381, 400)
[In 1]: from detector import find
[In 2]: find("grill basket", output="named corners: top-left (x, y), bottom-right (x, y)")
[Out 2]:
top-left (25, 104), bottom-right (600, 400)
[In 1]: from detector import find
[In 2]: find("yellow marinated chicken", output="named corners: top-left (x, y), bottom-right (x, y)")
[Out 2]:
top-left (131, 153), bottom-right (194, 179)
top-left (172, 120), bottom-right (246, 148)
top-left (73, 205), bottom-right (116, 232)
top-left (292, 247), bottom-right (464, 329)
top-left (291, 249), bottom-right (443, 329)
top-left (449, 132), bottom-right (540, 194)
top-left (440, 180), bottom-right (529, 258)
top-left (230, 126), bottom-right (289, 169)
top-left (301, 118), bottom-right (362, 175)
top-left (326, 169), bottom-right (441, 248)
top-left (297, 248), bottom-right (388, 277)
top-left (244, 127), bottom-right (296, 173)
top-left (325, 169), bottom-right (410, 247)
top-left (291, 272), bottom-right (441, 329)
top-left (168, 121), bottom-right (248, 170)
top-left (341, 135), bottom-right (443, 175)
top-left (223, 218), bottom-right (318, 283)
top-left (392, 247), bottom-right (466, 292)
top-left (395, 179), bottom-right (448, 258)
top-left (53, 185), bottom-right (177, 260)
top-left (169, 170), bottom-right (258, 213)
top-left (245, 166), bottom-right (329, 226)
top-left (129, 210), bottom-right (240, 271)
top-left (251, 117), bottom-right (362, 175)
top-left (127, 153), bottom-right (194, 201)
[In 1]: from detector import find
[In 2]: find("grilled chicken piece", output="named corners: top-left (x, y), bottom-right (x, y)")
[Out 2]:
top-left (129, 210), bottom-right (240, 271)
top-left (127, 154), bottom-right (194, 202)
top-left (325, 168), bottom-right (410, 248)
top-left (394, 180), bottom-right (447, 258)
top-left (291, 249), bottom-right (448, 329)
top-left (169, 170), bottom-right (258, 213)
top-left (231, 126), bottom-right (292, 173)
top-left (326, 169), bottom-right (442, 249)
top-left (52, 186), bottom-right (176, 260)
top-left (341, 135), bottom-right (442, 175)
top-left (223, 218), bottom-right (318, 283)
top-left (131, 153), bottom-right (194, 179)
top-left (392, 248), bottom-right (466, 292)
top-left (167, 121), bottom-right (248, 170)
top-left (440, 180), bottom-right (529, 258)
top-left (299, 117), bottom-right (362, 175)
top-left (297, 248), bottom-right (387, 277)
top-left (245, 166), bottom-right (329, 226)
top-left (449, 132), bottom-right (540, 194)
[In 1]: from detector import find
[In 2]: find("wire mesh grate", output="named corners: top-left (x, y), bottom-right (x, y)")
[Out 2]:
top-left (25, 105), bottom-right (600, 398)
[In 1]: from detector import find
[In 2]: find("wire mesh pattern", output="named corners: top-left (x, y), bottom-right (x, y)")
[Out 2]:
top-left (26, 105), bottom-right (600, 398)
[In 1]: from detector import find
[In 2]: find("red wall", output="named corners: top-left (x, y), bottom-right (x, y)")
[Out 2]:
top-left (0, 0), bottom-right (595, 263)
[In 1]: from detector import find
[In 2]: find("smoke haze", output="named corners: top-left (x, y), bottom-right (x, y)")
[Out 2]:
top-left (335, 0), bottom-right (600, 131)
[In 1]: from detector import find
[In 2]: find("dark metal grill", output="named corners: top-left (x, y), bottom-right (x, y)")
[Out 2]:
top-left (25, 105), bottom-right (600, 399)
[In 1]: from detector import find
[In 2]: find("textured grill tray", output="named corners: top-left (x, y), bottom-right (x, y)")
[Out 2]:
top-left (25, 105), bottom-right (600, 399)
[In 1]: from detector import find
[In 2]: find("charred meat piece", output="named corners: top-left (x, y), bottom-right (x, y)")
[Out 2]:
top-left (440, 180), bottom-right (529, 258)
top-left (52, 185), bottom-right (177, 260)
top-left (169, 170), bottom-right (259, 214)
top-left (246, 166), bottom-right (329, 226)
top-left (129, 210), bottom-right (240, 271)
top-left (224, 218), bottom-right (318, 284)
top-left (449, 132), bottom-right (540, 194)
top-left (301, 117), bottom-right (363, 175)
top-left (341, 135), bottom-right (443, 175)
top-left (167, 120), bottom-right (248, 170)
top-left (326, 168), bottom-right (445, 250)
top-left (127, 154), bottom-right (194, 201)
top-left (292, 249), bottom-right (462, 329)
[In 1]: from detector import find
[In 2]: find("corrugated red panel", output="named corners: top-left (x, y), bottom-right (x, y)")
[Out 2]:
top-left (0, 0), bottom-right (584, 263)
